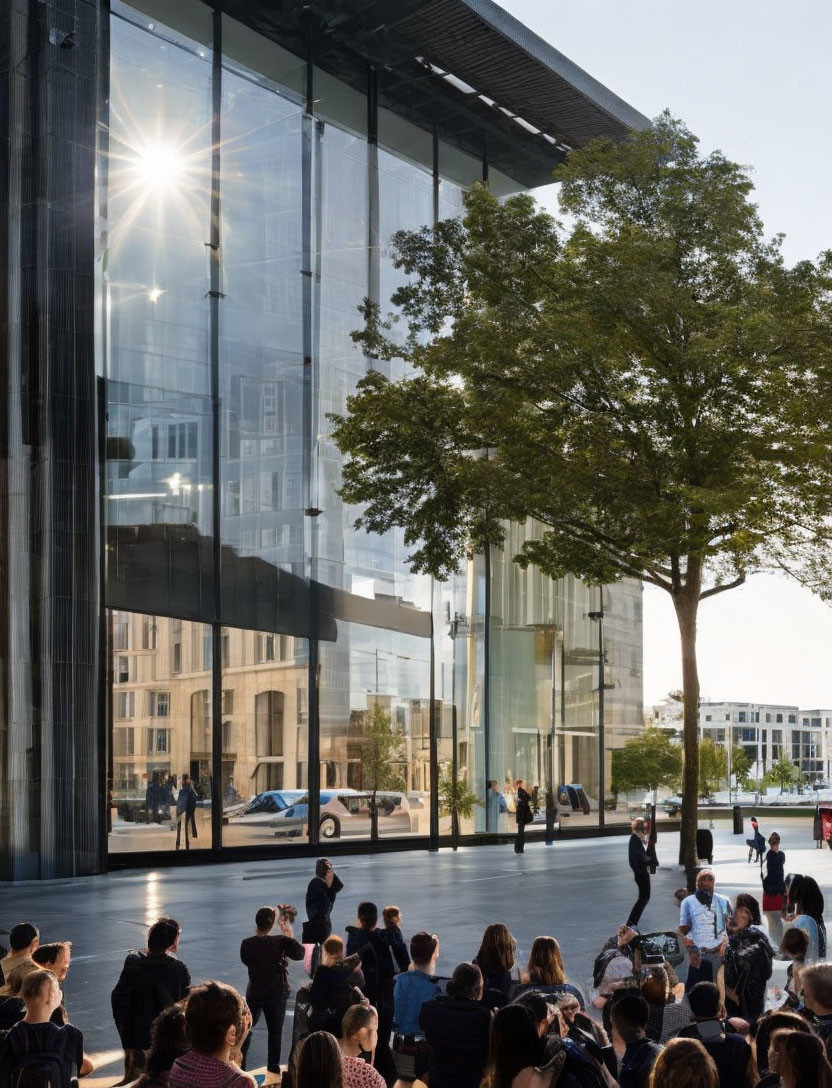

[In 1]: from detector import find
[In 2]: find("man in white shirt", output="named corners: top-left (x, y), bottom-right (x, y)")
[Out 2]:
top-left (679, 869), bottom-right (733, 993)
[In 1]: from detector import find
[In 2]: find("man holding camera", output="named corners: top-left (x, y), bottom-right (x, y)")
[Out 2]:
top-left (240, 904), bottom-right (304, 1081)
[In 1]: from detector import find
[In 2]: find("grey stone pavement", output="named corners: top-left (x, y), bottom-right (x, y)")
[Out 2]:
top-left (2, 816), bottom-right (829, 1086)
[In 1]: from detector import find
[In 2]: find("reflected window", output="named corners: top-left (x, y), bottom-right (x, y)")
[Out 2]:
top-left (255, 691), bottom-right (284, 757)
top-left (191, 690), bottom-right (211, 754)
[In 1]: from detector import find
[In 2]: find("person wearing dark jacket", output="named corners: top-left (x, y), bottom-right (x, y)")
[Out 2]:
top-left (308, 935), bottom-right (364, 1036)
top-left (676, 982), bottom-right (754, 1088)
top-left (174, 776), bottom-right (198, 850)
top-left (346, 901), bottom-right (409, 1082)
top-left (626, 818), bottom-right (652, 928)
top-left (611, 992), bottom-right (661, 1088)
top-left (419, 962), bottom-right (492, 1088)
top-left (111, 917), bottom-right (191, 1084)
top-left (514, 779), bottom-right (532, 854)
top-left (303, 858), bottom-right (343, 945)
top-left (239, 905), bottom-right (305, 1078)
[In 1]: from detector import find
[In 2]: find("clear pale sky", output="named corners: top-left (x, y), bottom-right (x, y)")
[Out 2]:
top-left (496, 1), bottom-right (832, 707)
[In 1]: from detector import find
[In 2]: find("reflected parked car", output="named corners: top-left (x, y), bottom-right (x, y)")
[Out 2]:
top-left (272, 790), bottom-right (412, 839)
top-left (224, 789), bottom-right (307, 824)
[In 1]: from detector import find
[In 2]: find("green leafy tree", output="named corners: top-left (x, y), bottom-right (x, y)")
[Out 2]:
top-left (765, 758), bottom-right (799, 792)
top-left (611, 728), bottom-right (682, 797)
top-left (437, 766), bottom-right (480, 850)
top-left (359, 703), bottom-right (407, 841)
top-left (331, 114), bottom-right (832, 883)
top-left (731, 745), bottom-right (753, 789)
top-left (699, 738), bottom-right (728, 798)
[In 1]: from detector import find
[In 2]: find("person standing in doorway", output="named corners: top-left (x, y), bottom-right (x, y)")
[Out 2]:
top-left (627, 817), bottom-right (653, 928)
top-left (514, 779), bottom-right (532, 854)
top-left (175, 775), bottom-right (197, 850)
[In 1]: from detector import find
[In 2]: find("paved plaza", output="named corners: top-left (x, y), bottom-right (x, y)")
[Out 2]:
top-left (2, 816), bottom-right (829, 1086)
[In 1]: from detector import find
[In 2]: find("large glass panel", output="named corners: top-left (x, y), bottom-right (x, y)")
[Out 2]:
top-left (219, 47), bottom-right (309, 628)
top-left (103, 8), bottom-right (215, 619)
top-left (318, 621), bottom-right (431, 841)
top-left (560, 576), bottom-right (601, 828)
top-left (108, 611), bottom-right (212, 853)
top-left (604, 580), bottom-right (646, 825)
top-left (219, 628), bottom-right (310, 847)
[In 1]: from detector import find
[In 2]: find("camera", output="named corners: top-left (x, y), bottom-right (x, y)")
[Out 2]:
top-left (634, 935), bottom-right (665, 967)
top-left (278, 903), bottom-right (297, 923)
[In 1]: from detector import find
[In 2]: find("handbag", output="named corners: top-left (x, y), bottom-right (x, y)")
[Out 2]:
top-left (762, 892), bottom-right (784, 912)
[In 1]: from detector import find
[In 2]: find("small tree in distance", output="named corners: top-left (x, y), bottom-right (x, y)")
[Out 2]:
top-left (437, 766), bottom-right (480, 850)
top-left (765, 758), bottom-right (800, 793)
top-left (359, 703), bottom-right (406, 841)
top-left (331, 113), bottom-right (832, 885)
top-left (698, 738), bottom-right (728, 798)
top-left (611, 728), bottom-right (682, 801)
top-left (731, 745), bottom-right (753, 790)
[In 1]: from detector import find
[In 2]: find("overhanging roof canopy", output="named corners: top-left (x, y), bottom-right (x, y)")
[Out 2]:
top-left (216, 0), bottom-right (650, 187)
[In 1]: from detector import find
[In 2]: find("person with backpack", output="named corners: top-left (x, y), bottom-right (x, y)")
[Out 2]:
top-left (346, 902), bottom-right (408, 1083)
top-left (674, 982), bottom-right (755, 1088)
top-left (610, 992), bottom-right (661, 1088)
top-left (111, 917), bottom-right (191, 1084)
top-left (391, 931), bottom-right (440, 1083)
top-left (0, 968), bottom-right (94, 1086)
top-left (239, 905), bottom-right (304, 1080)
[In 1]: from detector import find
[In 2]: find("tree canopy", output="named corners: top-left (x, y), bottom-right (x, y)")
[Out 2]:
top-left (698, 737), bottom-right (727, 797)
top-left (331, 113), bottom-right (832, 878)
top-left (611, 728), bottom-right (682, 795)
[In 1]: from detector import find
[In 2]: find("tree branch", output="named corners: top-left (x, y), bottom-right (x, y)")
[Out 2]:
top-left (699, 574), bottom-right (746, 600)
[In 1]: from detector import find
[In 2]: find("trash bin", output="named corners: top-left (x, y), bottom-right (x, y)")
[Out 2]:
top-left (733, 804), bottom-right (743, 834)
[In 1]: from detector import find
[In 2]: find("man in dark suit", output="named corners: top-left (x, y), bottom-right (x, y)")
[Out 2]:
top-left (627, 817), bottom-right (652, 927)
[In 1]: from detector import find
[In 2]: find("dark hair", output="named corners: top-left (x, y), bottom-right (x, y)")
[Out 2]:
top-left (146, 1002), bottom-right (188, 1073)
top-left (447, 962), bottom-right (482, 1001)
top-left (770, 1029), bottom-right (831, 1087)
top-left (610, 992), bottom-right (649, 1038)
top-left (752, 1009), bottom-right (812, 1072)
top-left (512, 992), bottom-right (550, 1025)
top-left (781, 927), bottom-right (809, 959)
top-left (410, 931), bottom-right (438, 966)
top-left (788, 874), bottom-right (825, 921)
top-left (315, 858), bottom-right (333, 879)
top-left (734, 893), bottom-right (762, 926)
top-left (484, 1004), bottom-right (544, 1088)
top-left (357, 901), bottom-right (378, 929)
top-left (32, 942), bottom-right (71, 967)
top-left (20, 969), bottom-right (56, 1003)
top-left (688, 981), bottom-right (720, 1019)
top-left (294, 1031), bottom-right (343, 1088)
top-left (475, 923), bottom-right (516, 974)
top-left (148, 917), bottom-right (181, 955)
top-left (185, 981), bottom-right (246, 1054)
top-left (9, 923), bottom-right (38, 951)
top-left (255, 906), bottom-right (276, 931)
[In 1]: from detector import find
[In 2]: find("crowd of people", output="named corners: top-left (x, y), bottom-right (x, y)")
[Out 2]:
top-left (2, 837), bottom-right (832, 1088)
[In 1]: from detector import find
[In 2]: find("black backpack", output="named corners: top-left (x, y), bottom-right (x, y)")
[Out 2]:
top-left (592, 947), bottom-right (621, 989)
top-left (4, 1022), bottom-right (77, 1088)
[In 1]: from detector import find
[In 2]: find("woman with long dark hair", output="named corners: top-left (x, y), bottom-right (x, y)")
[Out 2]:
top-left (724, 901), bottom-right (773, 1022)
top-left (480, 1004), bottom-right (546, 1088)
top-left (294, 1031), bottom-right (343, 1088)
top-left (786, 874), bottom-right (826, 962)
top-left (474, 924), bottom-right (517, 1007)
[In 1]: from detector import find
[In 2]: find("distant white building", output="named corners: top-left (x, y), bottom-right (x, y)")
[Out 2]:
top-left (698, 701), bottom-right (832, 783)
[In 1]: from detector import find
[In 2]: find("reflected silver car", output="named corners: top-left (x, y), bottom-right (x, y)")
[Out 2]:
top-left (273, 789), bottom-right (412, 839)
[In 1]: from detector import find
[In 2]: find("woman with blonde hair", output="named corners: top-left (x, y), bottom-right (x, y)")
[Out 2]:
top-left (769, 1028), bottom-right (832, 1088)
top-left (648, 1037), bottom-right (718, 1088)
top-left (474, 924), bottom-right (517, 1007)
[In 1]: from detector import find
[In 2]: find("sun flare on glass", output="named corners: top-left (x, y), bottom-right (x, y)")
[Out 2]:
top-left (132, 141), bottom-right (185, 193)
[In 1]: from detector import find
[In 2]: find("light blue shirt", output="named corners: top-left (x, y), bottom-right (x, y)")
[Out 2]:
top-left (679, 892), bottom-right (732, 950)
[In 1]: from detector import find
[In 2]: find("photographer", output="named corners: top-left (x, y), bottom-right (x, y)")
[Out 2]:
top-left (240, 903), bottom-right (304, 1080)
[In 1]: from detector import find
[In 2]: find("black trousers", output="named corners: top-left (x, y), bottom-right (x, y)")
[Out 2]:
top-left (627, 871), bottom-right (651, 927)
top-left (241, 990), bottom-right (289, 1074)
top-left (514, 821), bottom-right (526, 853)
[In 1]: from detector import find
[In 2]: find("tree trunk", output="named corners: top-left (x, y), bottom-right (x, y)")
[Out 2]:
top-left (451, 804), bottom-right (459, 851)
top-left (673, 579), bottom-right (701, 890)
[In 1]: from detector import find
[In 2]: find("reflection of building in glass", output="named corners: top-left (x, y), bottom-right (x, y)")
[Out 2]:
top-left (0, 0), bottom-right (648, 877)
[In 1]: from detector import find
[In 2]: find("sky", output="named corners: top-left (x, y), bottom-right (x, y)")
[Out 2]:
top-left (495, 1), bottom-right (832, 708)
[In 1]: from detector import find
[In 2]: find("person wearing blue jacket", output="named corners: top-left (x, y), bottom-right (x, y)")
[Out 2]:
top-left (392, 931), bottom-right (439, 1083)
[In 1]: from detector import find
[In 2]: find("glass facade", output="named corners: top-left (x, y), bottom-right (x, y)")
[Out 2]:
top-left (99, 1), bottom-right (643, 860)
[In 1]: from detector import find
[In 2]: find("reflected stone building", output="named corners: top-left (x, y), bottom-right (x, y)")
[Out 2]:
top-left (1, 0), bottom-right (647, 877)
